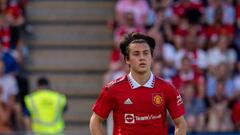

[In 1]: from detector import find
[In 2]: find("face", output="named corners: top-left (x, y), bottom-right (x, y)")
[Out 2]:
top-left (217, 63), bottom-right (227, 79)
top-left (181, 58), bottom-right (192, 72)
top-left (218, 36), bottom-right (228, 50)
top-left (174, 35), bottom-right (184, 50)
top-left (186, 35), bottom-right (196, 50)
top-left (182, 84), bottom-right (194, 101)
top-left (216, 81), bottom-right (224, 95)
top-left (126, 42), bottom-right (152, 74)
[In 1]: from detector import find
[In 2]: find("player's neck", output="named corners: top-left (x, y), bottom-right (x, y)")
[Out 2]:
top-left (130, 70), bottom-right (151, 86)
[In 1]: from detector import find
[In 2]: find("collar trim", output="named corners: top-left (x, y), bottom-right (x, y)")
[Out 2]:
top-left (127, 72), bottom-right (155, 89)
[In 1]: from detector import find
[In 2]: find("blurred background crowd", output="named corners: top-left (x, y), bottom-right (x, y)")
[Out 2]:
top-left (104, 0), bottom-right (240, 133)
top-left (0, 0), bottom-right (29, 133)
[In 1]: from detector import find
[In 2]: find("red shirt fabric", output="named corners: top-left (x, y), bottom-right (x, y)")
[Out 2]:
top-left (6, 1), bottom-right (23, 19)
top-left (203, 24), bottom-right (234, 38)
top-left (0, 27), bottom-right (11, 49)
top-left (93, 74), bottom-right (185, 135)
top-left (236, 6), bottom-right (240, 19)
top-left (173, 2), bottom-right (203, 17)
top-left (232, 101), bottom-right (240, 125)
top-left (175, 27), bottom-right (189, 37)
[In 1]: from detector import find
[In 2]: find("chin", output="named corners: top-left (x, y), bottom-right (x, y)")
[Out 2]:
top-left (136, 69), bottom-right (148, 74)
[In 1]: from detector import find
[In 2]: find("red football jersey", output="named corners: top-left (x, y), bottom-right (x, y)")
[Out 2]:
top-left (93, 74), bottom-right (185, 135)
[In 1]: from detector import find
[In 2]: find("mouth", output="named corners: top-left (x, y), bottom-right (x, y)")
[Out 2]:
top-left (139, 63), bottom-right (146, 67)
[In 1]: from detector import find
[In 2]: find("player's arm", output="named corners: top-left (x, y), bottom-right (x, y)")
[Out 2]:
top-left (165, 82), bottom-right (187, 135)
top-left (89, 112), bottom-right (105, 135)
top-left (173, 116), bottom-right (187, 135)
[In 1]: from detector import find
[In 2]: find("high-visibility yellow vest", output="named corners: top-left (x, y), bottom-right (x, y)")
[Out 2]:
top-left (24, 89), bottom-right (67, 134)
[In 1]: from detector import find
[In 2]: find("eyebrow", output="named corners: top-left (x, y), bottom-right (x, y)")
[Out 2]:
top-left (143, 50), bottom-right (150, 53)
top-left (132, 50), bottom-right (150, 53)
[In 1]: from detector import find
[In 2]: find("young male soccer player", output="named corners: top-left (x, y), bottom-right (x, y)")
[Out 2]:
top-left (89, 32), bottom-right (187, 135)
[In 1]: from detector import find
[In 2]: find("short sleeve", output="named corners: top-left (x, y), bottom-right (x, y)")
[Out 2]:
top-left (92, 87), bottom-right (116, 119)
top-left (166, 83), bottom-right (185, 120)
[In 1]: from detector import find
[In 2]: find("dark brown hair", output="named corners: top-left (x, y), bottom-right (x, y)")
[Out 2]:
top-left (119, 32), bottom-right (155, 60)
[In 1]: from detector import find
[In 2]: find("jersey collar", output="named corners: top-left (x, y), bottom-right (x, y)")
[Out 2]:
top-left (127, 72), bottom-right (155, 89)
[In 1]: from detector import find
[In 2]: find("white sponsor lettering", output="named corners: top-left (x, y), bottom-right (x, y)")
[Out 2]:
top-left (124, 113), bottom-right (162, 124)
top-left (177, 95), bottom-right (183, 106)
top-left (135, 114), bottom-right (162, 121)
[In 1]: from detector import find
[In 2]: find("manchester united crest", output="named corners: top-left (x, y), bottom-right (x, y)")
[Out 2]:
top-left (152, 93), bottom-right (163, 106)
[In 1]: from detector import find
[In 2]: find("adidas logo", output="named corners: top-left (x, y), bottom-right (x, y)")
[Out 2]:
top-left (124, 98), bottom-right (133, 105)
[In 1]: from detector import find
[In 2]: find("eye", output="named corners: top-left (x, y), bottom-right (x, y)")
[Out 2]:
top-left (143, 51), bottom-right (150, 56)
top-left (133, 52), bottom-right (139, 56)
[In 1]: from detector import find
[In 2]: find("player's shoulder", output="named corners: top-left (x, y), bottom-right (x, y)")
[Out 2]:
top-left (105, 75), bottom-right (128, 89)
top-left (155, 76), bottom-right (170, 84)
top-left (155, 76), bottom-right (176, 89)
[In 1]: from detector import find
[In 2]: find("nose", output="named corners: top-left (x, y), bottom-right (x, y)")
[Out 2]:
top-left (139, 53), bottom-right (145, 61)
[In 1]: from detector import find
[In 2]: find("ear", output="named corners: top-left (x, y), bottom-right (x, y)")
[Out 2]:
top-left (125, 58), bottom-right (130, 65)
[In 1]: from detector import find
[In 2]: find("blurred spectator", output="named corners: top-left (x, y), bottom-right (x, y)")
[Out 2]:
top-left (172, 0), bottom-right (203, 24)
top-left (0, 0), bottom-right (27, 133)
top-left (172, 55), bottom-right (205, 98)
top-left (207, 78), bottom-right (229, 109)
top-left (206, 78), bottom-right (233, 132)
top-left (174, 16), bottom-right (189, 39)
top-left (115, 0), bottom-right (150, 27)
top-left (206, 62), bottom-right (234, 98)
top-left (234, 28), bottom-right (240, 63)
top-left (208, 35), bottom-right (237, 72)
top-left (0, 44), bottom-right (20, 75)
top-left (231, 96), bottom-right (240, 131)
top-left (157, 0), bottom-right (175, 22)
top-left (6, 0), bottom-right (25, 50)
top-left (0, 59), bottom-right (18, 103)
top-left (205, 0), bottom-right (220, 25)
top-left (237, 0), bottom-right (240, 26)
top-left (0, 0), bottom-right (6, 13)
top-left (174, 33), bottom-right (208, 71)
top-left (0, 14), bottom-right (24, 78)
top-left (152, 59), bottom-right (163, 77)
top-left (0, 59), bottom-right (23, 131)
top-left (114, 12), bottom-right (145, 45)
top-left (231, 62), bottom-right (240, 131)
top-left (147, 28), bottom-right (176, 79)
top-left (182, 82), bottom-right (206, 132)
top-left (173, 34), bottom-right (185, 51)
top-left (233, 62), bottom-right (240, 96)
top-left (151, 6), bottom-right (174, 42)
top-left (0, 84), bottom-right (12, 133)
top-left (204, 6), bottom-right (234, 48)
top-left (0, 14), bottom-right (11, 50)
top-left (234, 0), bottom-right (240, 62)
top-left (205, 0), bottom-right (235, 26)
top-left (221, 0), bottom-right (235, 25)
